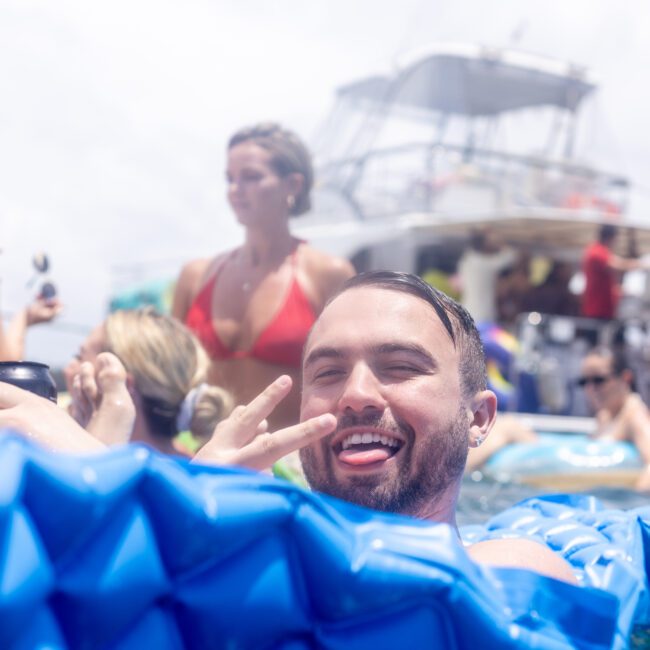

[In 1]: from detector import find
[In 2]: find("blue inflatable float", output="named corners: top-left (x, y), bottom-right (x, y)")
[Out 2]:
top-left (0, 431), bottom-right (648, 649)
top-left (484, 432), bottom-right (642, 488)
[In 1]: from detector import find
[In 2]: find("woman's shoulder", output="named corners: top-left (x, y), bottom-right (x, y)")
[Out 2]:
top-left (172, 253), bottom-right (231, 318)
top-left (179, 253), bottom-right (232, 284)
top-left (178, 257), bottom-right (210, 280)
top-left (624, 392), bottom-right (649, 415)
top-left (298, 244), bottom-right (356, 302)
top-left (299, 244), bottom-right (355, 281)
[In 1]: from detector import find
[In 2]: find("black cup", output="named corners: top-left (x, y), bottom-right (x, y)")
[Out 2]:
top-left (0, 361), bottom-right (57, 403)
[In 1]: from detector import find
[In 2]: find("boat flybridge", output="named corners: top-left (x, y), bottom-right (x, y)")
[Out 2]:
top-left (294, 42), bottom-right (644, 271)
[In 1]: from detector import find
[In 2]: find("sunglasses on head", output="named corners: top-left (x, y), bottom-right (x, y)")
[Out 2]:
top-left (576, 375), bottom-right (612, 388)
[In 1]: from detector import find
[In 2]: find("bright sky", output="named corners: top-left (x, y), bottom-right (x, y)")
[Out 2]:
top-left (1, 0), bottom-right (649, 367)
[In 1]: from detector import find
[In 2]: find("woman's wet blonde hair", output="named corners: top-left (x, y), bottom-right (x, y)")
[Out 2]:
top-left (228, 122), bottom-right (314, 216)
top-left (104, 308), bottom-right (232, 441)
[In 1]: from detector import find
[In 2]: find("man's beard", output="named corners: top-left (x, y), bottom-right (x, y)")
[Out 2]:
top-left (299, 408), bottom-right (469, 517)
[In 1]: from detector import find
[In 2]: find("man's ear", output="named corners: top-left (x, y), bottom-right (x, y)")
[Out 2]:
top-left (467, 389), bottom-right (498, 448)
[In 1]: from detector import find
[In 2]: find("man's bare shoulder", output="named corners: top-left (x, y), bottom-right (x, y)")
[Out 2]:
top-left (467, 538), bottom-right (577, 584)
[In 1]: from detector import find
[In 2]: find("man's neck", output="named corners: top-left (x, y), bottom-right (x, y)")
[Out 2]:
top-left (411, 490), bottom-right (460, 533)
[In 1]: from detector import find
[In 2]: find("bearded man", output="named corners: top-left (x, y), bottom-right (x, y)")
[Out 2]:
top-left (0, 271), bottom-right (574, 581)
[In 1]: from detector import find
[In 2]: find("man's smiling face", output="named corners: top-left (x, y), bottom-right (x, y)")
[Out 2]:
top-left (299, 286), bottom-right (471, 518)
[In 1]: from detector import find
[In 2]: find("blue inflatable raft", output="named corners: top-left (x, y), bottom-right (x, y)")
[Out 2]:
top-left (0, 432), bottom-right (648, 649)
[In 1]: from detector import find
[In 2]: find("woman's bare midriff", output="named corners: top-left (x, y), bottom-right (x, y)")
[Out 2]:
top-left (208, 356), bottom-right (303, 432)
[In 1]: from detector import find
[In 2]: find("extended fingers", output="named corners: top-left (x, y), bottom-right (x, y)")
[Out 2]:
top-left (26, 299), bottom-right (63, 324)
top-left (239, 375), bottom-right (293, 425)
top-left (79, 362), bottom-right (99, 407)
top-left (43, 301), bottom-right (63, 319)
top-left (70, 375), bottom-right (91, 426)
top-left (95, 352), bottom-right (128, 387)
top-left (236, 413), bottom-right (336, 471)
top-left (220, 376), bottom-right (293, 445)
top-left (86, 353), bottom-right (135, 445)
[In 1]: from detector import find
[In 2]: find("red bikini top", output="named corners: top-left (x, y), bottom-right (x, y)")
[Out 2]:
top-left (185, 252), bottom-right (317, 368)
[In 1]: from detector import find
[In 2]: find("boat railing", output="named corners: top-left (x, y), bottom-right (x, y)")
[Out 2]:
top-left (318, 142), bottom-right (629, 220)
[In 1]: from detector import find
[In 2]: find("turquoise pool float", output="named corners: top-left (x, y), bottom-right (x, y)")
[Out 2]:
top-left (484, 432), bottom-right (642, 482)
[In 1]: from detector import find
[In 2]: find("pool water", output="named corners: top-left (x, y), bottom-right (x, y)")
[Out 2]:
top-left (458, 476), bottom-right (650, 527)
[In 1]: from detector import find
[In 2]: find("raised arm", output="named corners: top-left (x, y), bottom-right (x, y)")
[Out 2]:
top-left (0, 382), bottom-right (105, 453)
top-left (606, 253), bottom-right (644, 273)
top-left (0, 297), bottom-right (63, 361)
top-left (620, 395), bottom-right (650, 490)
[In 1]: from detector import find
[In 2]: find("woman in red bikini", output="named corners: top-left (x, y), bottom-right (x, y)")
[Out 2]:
top-left (173, 123), bottom-right (355, 431)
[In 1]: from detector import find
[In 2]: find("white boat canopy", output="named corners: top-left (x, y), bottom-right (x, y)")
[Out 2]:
top-left (337, 43), bottom-right (596, 116)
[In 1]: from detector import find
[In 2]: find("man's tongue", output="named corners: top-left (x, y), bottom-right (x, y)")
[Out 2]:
top-left (338, 445), bottom-right (392, 466)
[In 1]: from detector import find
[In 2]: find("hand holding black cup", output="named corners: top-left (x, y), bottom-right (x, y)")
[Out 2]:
top-left (0, 361), bottom-right (57, 403)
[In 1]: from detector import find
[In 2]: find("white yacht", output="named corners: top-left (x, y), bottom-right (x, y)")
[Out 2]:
top-left (295, 42), bottom-right (642, 271)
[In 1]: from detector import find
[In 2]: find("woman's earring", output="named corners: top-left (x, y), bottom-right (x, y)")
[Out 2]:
top-left (287, 195), bottom-right (296, 210)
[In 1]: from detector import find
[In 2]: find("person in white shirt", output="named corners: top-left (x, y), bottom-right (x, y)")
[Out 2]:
top-left (457, 227), bottom-right (517, 324)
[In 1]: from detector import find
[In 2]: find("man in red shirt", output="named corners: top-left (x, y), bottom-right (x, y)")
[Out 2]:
top-left (582, 225), bottom-right (641, 319)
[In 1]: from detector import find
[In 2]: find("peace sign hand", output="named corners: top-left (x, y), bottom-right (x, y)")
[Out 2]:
top-left (192, 375), bottom-right (336, 472)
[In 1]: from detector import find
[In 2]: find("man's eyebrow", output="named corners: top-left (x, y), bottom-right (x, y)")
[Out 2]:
top-left (303, 342), bottom-right (437, 368)
top-left (303, 346), bottom-right (346, 368)
top-left (374, 342), bottom-right (436, 365)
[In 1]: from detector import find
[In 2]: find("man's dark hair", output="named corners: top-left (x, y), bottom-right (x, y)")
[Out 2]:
top-left (336, 271), bottom-right (487, 398)
top-left (598, 224), bottom-right (618, 244)
top-left (469, 228), bottom-right (487, 251)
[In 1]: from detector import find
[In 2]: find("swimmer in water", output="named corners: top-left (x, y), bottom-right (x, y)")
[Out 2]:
top-left (578, 345), bottom-right (650, 490)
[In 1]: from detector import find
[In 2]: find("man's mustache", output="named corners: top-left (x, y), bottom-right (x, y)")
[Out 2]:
top-left (334, 411), bottom-right (413, 442)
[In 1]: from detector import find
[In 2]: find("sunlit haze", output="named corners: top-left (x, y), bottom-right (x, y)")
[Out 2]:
top-left (1, 0), bottom-right (649, 367)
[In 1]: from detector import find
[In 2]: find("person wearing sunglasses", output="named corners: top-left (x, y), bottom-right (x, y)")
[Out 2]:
top-left (578, 345), bottom-right (650, 490)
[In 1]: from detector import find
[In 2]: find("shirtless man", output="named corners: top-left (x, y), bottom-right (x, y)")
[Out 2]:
top-left (0, 271), bottom-right (574, 581)
top-left (578, 346), bottom-right (650, 490)
top-left (194, 271), bottom-right (574, 581)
